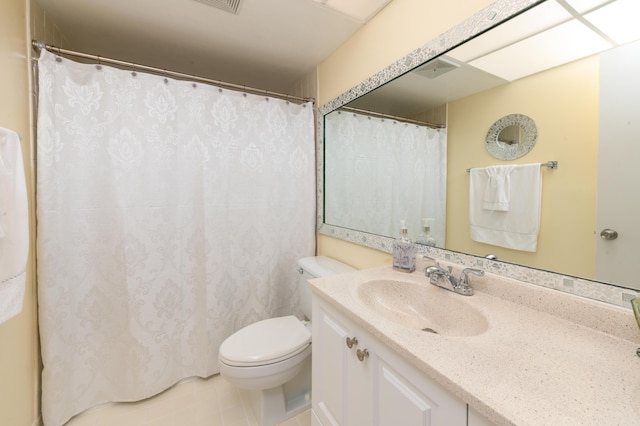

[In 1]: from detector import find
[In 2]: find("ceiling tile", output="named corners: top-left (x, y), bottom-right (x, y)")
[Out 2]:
top-left (448, 0), bottom-right (572, 63)
top-left (469, 19), bottom-right (612, 81)
top-left (583, 0), bottom-right (640, 45)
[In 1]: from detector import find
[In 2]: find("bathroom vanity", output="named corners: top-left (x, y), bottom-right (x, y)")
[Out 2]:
top-left (308, 259), bottom-right (640, 425)
top-left (313, 296), bottom-right (489, 426)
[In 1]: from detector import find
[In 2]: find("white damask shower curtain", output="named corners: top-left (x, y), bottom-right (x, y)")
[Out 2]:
top-left (324, 111), bottom-right (447, 244)
top-left (36, 50), bottom-right (315, 426)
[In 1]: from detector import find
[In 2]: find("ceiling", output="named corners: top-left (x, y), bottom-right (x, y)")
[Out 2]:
top-left (35, 0), bottom-right (390, 94)
top-left (348, 0), bottom-right (640, 119)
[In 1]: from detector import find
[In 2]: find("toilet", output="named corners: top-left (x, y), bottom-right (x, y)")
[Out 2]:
top-left (218, 256), bottom-right (354, 426)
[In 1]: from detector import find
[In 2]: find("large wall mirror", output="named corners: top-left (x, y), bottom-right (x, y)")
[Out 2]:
top-left (318, 0), bottom-right (640, 302)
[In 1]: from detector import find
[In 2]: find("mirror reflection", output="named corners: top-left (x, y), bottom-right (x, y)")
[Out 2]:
top-left (485, 114), bottom-right (537, 160)
top-left (497, 126), bottom-right (522, 146)
top-left (322, 0), bottom-right (640, 291)
top-left (324, 109), bottom-right (447, 247)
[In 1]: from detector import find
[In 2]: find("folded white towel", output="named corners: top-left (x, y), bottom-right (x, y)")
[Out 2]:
top-left (483, 165), bottom-right (516, 211)
top-left (470, 163), bottom-right (542, 252)
top-left (0, 127), bottom-right (29, 324)
top-left (0, 147), bottom-right (14, 238)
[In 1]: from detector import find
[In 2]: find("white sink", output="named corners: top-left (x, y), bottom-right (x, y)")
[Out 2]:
top-left (355, 279), bottom-right (489, 337)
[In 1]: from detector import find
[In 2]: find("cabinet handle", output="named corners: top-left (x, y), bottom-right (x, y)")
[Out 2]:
top-left (356, 348), bottom-right (369, 362)
top-left (345, 336), bottom-right (358, 348)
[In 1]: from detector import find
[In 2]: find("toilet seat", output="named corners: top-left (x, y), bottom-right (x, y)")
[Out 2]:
top-left (219, 315), bottom-right (311, 367)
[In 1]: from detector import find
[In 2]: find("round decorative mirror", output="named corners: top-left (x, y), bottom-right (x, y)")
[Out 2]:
top-left (485, 114), bottom-right (537, 160)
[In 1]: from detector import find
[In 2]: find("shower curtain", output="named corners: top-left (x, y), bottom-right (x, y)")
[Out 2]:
top-left (36, 50), bottom-right (315, 426)
top-left (324, 111), bottom-right (447, 244)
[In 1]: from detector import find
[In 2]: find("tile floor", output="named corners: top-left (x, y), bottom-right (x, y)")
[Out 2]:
top-left (65, 375), bottom-right (312, 426)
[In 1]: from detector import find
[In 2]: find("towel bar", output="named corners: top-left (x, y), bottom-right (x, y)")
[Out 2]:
top-left (466, 161), bottom-right (557, 173)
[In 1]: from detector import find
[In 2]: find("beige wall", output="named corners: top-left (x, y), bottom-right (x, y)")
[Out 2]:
top-left (31, 0), bottom-right (68, 48)
top-left (0, 1), bottom-right (67, 424)
top-left (317, 0), bottom-right (495, 105)
top-left (447, 57), bottom-right (599, 278)
top-left (316, 0), bottom-right (495, 267)
top-left (0, 0), bottom-right (38, 424)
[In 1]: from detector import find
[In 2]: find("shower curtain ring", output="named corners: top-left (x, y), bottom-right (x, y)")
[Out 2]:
top-left (55, 46), bottom-right (63, 62)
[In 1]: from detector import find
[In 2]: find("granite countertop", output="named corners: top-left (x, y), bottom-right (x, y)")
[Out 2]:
top-left (308, 258), bottom-right (640, 426)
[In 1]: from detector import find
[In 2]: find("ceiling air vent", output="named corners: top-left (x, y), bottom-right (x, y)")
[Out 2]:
top-left (413, 57), bottom-right (460, 79)
top-left (193, 0), bottom-right (243, 14)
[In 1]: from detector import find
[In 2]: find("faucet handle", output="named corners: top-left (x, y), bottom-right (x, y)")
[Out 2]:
top-left (424, 265), bottom-right (440, 277)
top-left (422, 256), bottom-right (440, 276)
top-left (459, 268), bottom-right (484, 285)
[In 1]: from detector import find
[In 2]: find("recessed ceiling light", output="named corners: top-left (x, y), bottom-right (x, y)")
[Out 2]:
top-left (313, 0), bottom-right (392, 22)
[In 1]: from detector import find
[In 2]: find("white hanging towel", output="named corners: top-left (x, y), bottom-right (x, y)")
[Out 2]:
top-left (482, 165), bottom-right (516, 211)
top-left (469, 163), bottom-right (542, 252)
top-left (0, 127), bottom-right (29, 324)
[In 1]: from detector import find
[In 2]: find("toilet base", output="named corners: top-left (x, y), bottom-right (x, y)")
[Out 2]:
top-left (246, 356), bottom-right (311, 426)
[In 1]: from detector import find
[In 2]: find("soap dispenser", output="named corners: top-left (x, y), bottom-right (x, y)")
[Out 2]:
top-left (393, 220), bottom-right (416, 273)
top-left (416, 218), bottom-right (436, 247)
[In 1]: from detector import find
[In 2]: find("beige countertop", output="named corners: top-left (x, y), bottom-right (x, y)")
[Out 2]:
top-left (308, 259), bottom-right (640, 426)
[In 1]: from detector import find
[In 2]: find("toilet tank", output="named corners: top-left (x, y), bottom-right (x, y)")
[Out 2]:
top-left (297, 256), bottom-right (355, 319)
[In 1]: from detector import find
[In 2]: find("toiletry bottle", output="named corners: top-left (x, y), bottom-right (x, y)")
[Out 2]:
top-left (393, 220), bottom-right (416, 273)
top-left (416, 218), bottom-right (436, 247)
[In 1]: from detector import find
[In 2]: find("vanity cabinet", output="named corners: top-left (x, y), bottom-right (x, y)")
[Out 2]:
top-left (312, 299), bottom-right (373, 426)
top-left (312, 298), bottom-right (471, 426)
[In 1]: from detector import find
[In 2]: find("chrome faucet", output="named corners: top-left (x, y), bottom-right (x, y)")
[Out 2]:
top-left (424, 264), bottom-right (484, 296)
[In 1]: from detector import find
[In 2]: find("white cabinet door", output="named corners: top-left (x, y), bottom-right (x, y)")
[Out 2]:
top-left (312, 304), bottom-right (350, 425)
top-left (468, 406), bottom-right (495, 426)
top-left (312, 301), bottom-right (373, 426)
top-left (347, 329), bottom-right (373, 426)
top-left (376, 362), bottom-right (434, 425)
top-left (313, 298), bottom-right (467, 426)
top-left (373, 349), bottom-right (466, 426)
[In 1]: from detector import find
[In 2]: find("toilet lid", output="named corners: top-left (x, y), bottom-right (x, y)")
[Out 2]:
top-left (219, 315), bottom-right (311, 367)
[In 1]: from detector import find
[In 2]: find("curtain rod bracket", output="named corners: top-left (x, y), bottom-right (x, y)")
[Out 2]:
top-left (33, 40), bottom-right (46, 52)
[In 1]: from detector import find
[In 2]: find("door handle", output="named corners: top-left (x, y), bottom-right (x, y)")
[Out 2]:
top-left (600, 229), bottom-right (618, 240)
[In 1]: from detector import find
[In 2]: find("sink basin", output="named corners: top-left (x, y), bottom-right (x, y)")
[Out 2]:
top-left (355, 280), bottom-right (489, 337)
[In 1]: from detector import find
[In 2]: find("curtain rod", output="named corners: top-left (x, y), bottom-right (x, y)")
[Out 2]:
top-left (31, 40), bottom-right (314, 104)
top-left (339, 106), bottom-right (445, 129)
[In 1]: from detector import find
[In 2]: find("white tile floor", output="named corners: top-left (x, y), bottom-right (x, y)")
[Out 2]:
top-left (64, 375), bottom-right (312, 426)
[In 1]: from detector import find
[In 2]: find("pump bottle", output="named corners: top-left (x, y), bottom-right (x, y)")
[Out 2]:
top-left (392, 220), bottom-right (416, 273)
top-left (416, 218), bottom-right (436, 247)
